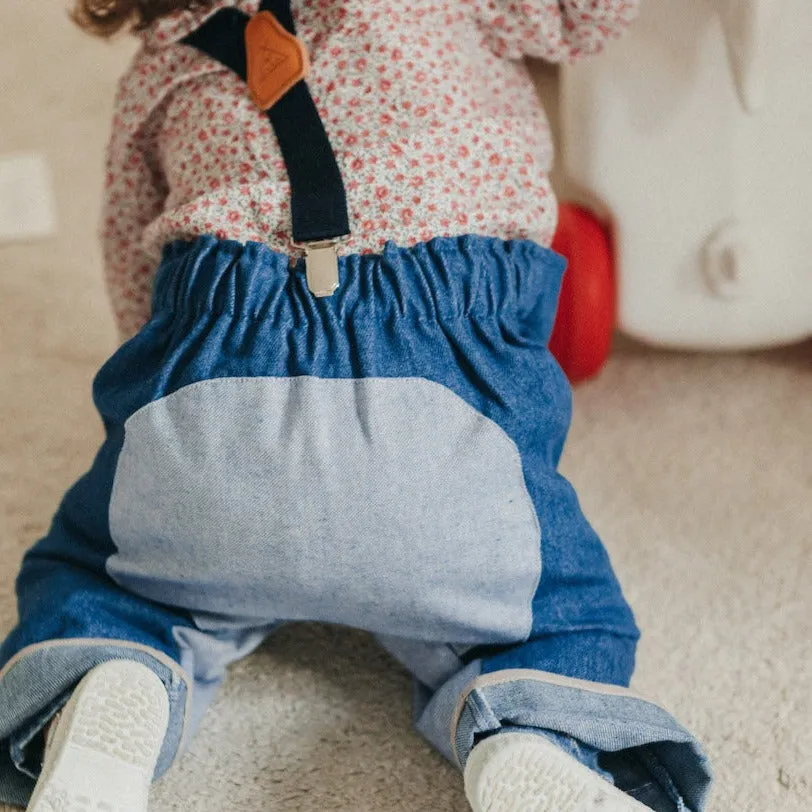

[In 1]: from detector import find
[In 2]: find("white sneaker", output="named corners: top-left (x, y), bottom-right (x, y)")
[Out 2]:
top-left (26, 659), bottom-right (170, 812)
top-left (464, 733), bottom-right (650, 812)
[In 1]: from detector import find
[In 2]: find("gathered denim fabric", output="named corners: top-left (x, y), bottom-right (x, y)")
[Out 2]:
top-left (0, 235), bottom-right (711, 808)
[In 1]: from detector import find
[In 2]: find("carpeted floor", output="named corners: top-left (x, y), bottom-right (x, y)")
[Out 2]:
top-left (1, 3), bottom-right (810, 810)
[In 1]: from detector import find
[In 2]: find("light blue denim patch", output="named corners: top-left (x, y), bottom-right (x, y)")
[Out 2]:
top-left (107, 376), bottom-right (541, 644)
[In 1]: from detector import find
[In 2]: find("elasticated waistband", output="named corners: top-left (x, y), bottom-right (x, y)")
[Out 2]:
top-left (152, 235), bottom-right (566, 328)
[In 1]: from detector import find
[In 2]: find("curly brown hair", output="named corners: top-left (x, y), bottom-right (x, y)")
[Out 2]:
top-left (71, 0), bottom-right (217, 37)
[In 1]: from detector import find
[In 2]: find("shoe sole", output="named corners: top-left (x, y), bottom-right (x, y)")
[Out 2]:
top-left (27, 659), bottom-right (169, 812)
top-left (464, 733), bottom-right (649, 812)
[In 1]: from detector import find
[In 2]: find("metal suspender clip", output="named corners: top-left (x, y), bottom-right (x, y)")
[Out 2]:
top-left (302, 238), bottom-right (344, 298)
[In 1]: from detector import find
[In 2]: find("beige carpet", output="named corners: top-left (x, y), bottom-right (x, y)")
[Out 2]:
top-left (1, 3), bottom-right (810, 810)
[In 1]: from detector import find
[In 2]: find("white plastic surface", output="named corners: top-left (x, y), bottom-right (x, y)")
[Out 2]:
top-left (559, 0), bottom-right (812, 349)
top-left (716, 0), bottom-right (785, 112)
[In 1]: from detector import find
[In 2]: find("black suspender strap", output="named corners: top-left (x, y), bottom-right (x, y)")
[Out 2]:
top-left (259, 0), bottom-right (296, 34)
top-left (181, 0), bottom-right (350, 295)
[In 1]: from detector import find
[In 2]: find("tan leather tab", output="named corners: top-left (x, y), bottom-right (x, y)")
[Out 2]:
top-left (245, 11), bottom-right (310, 111)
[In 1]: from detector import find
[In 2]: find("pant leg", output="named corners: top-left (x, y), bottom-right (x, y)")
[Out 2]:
top-left (370, 322), bottom-right (710, 811)
top-left (375, 442), bottom-right (712, 811)
top-left (379, 632), bottom-right (712, 812)
top-left (0, 334), bottom-right (277, 806)
top-left (0, 434), bottom-right (190, 804)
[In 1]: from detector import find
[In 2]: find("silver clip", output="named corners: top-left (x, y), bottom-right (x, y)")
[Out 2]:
top-left (304, 240), bottom-right (341, 297)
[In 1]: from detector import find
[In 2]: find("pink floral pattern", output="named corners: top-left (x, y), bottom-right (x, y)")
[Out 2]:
top-left (102, 0), bottom-right (638, 338)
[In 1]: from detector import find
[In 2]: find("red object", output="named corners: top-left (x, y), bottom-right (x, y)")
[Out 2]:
top-left (549, 203), bottom-right (616, 384)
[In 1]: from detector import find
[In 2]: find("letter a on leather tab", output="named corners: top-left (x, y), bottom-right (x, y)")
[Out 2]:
top-left (245, 11), bottom-right (310, 111)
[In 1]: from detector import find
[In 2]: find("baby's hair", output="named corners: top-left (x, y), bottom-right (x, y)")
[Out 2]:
top-left (72, 0), bottom-right (216, 37)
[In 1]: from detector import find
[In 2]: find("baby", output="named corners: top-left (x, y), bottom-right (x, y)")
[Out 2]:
top-left (0, 1), bottom-right (713, 810)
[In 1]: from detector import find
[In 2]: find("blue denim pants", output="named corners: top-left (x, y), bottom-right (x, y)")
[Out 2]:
top-left (0, 236), bottom-right (712, 809)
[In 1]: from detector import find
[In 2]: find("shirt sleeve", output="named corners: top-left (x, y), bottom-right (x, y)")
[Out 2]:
top-left (100, 86), bottom-right (168, 343)
top-left (471, 0), bottom-right (641, 62)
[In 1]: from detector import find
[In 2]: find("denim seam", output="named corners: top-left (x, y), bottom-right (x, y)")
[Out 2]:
top-left (466, 691), bottom-right (497, 733)
top-left (637, 748), bottom-right (687, 810)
